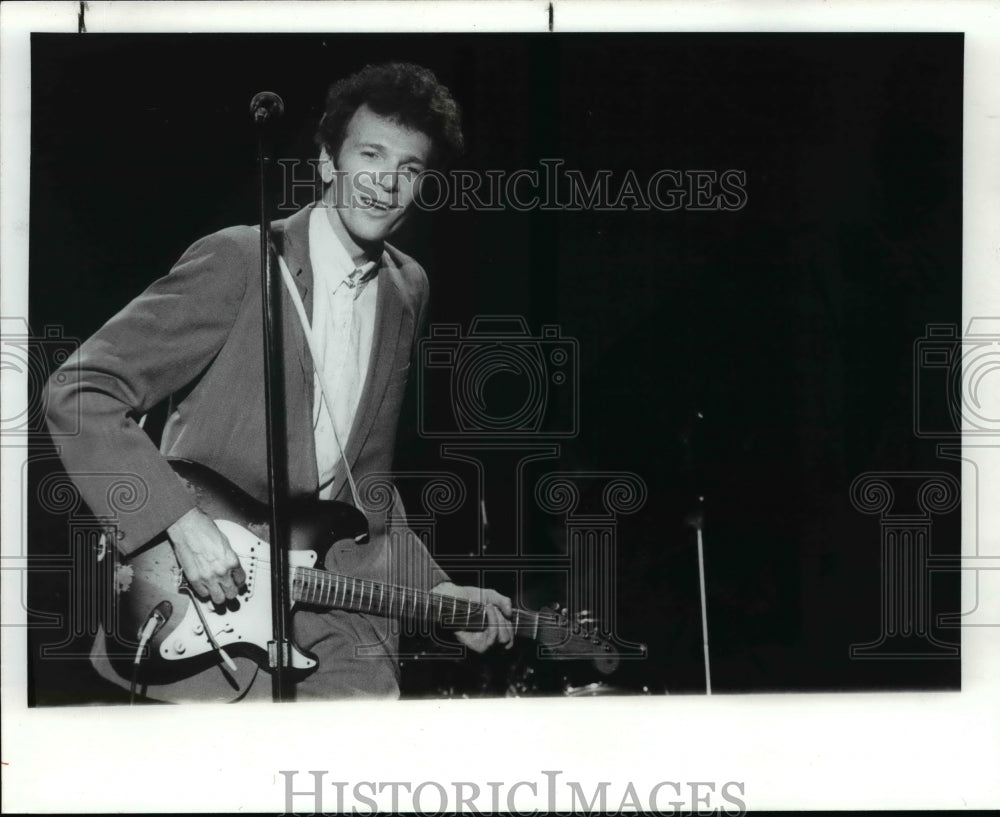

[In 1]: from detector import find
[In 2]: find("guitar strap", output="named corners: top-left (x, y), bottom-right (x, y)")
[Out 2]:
top-left (271, 245), bottom-right (368, 518)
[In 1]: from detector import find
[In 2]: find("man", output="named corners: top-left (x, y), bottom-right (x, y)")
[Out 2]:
top-left (45, 62), bottom-right (512, 701)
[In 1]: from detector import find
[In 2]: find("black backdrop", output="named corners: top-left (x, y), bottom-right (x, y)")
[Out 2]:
top-left (28, 33), bottom-right (962, 702)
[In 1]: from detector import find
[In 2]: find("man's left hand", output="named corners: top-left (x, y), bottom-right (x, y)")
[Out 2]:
top-left (432, 582), bottom-right (514, 653)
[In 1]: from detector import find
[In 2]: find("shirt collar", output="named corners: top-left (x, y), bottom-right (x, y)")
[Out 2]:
top-left (308, 205), bottom-right (379, 288)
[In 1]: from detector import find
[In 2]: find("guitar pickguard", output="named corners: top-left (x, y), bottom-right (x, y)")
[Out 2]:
top-left (158, 520), bottom-right (318, 670)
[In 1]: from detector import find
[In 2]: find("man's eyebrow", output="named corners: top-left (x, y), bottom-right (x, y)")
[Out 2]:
top-left (357, 141), bottom-right (427, 165)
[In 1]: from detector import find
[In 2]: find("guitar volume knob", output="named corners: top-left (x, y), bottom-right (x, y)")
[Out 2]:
top-left (173, 640), bottom-right (186, 654)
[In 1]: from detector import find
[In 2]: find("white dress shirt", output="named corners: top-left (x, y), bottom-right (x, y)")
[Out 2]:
top-left (308, 205), bottom-right (379, 499)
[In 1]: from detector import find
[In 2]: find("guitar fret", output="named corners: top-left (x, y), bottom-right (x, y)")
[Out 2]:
top-left (287, 565), bottom-right (552, 651)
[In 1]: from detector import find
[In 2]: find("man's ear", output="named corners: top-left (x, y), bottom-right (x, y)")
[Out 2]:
top-left (318, 146), bottom-right (337, 184)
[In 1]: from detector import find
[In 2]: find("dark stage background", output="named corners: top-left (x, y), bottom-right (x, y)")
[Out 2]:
top-left (27, 33), bottom-right (961, 702)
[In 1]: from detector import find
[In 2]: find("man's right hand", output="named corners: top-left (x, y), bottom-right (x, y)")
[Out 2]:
top-left (166, 507), bottom-right (246, 605)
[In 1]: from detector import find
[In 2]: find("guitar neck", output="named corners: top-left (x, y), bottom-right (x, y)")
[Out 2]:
top-left (291, 566), bottom-right (545, 640)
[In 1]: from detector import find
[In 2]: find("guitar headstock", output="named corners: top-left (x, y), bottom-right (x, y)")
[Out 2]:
top-left (534, 606), bottom-right (621, 675)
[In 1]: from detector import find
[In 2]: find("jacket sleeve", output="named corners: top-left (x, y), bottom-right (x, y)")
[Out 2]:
top-left (44, 228), bottom-right (254, 554)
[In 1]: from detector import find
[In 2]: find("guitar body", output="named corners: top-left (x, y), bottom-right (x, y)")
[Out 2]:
top-left (102, 459), bottom-right (628, 702)
top-left (104, 459), bottom-right (368, 700)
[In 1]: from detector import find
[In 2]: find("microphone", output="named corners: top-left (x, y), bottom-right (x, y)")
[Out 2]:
top-left (250, 91), bottom-right (285, 125)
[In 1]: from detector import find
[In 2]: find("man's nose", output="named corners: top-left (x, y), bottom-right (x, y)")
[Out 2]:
top-left (377, 170), bottom-right (398, 192)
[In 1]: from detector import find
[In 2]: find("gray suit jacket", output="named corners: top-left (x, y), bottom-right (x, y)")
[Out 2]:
top-left (45, 203), bottom-right (447, 699)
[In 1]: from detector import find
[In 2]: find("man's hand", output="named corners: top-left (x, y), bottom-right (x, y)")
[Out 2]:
top-left (432, 582), bottom-right (514, 653)
top-left (167, 507), bottom-right (246, 605)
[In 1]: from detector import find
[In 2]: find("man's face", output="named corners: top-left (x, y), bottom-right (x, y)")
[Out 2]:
top-left (320, 103), bottom-right (432, 260)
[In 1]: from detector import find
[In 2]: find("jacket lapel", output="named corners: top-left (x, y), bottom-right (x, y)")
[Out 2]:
top-left (271, 205), bottom-right (314, 383)
top-left (270, 205), bottom-right (318, 493)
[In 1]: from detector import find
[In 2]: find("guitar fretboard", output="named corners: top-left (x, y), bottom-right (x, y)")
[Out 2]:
top-left (291, 566), bottom-right (549, 640)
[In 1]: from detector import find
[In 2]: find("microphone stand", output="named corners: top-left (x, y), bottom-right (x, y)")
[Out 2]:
top-left (681, 408), bottom-right (712, 694)
top-left (251, 91), bottom-right (292, 702)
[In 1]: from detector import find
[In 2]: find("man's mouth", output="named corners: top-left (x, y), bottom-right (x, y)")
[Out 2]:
top-left (357, 193), bottom-right (396, 212)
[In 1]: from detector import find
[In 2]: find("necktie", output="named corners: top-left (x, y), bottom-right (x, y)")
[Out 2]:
top-left (330, 267), bottom-right (365, 447)
top-left (314, 267), bottom-right (367, 497)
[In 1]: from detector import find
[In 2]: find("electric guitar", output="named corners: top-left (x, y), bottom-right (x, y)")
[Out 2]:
top-left (106, 459), bottom-right (621, 700)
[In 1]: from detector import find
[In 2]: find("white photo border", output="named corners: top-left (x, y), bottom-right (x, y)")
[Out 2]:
top-left (3, 1), bottom-right (998, 812)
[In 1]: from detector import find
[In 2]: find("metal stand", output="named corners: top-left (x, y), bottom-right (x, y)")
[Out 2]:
top-left (250, 91), bottom-right (291, 702)
top-left (681, 408), bottom-right (712, 694)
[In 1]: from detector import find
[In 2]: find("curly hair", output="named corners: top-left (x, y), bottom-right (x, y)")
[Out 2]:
top-left (315, 62), bottom-right (464, 169)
